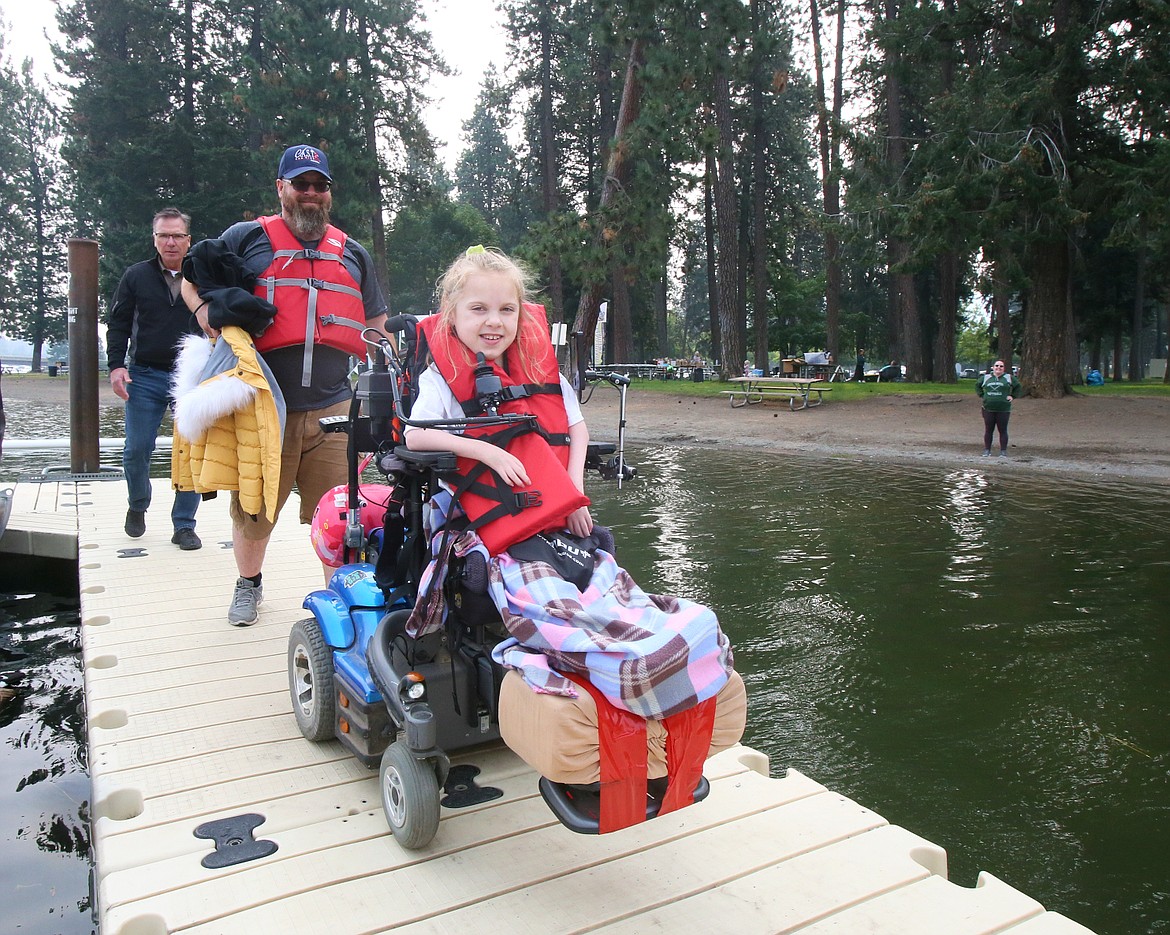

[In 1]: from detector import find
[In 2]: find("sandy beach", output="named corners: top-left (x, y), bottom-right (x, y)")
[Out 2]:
top-left (4, 371), bottom-right (1169, 486)
top-left (582, 384), bottom-right (1170, 487)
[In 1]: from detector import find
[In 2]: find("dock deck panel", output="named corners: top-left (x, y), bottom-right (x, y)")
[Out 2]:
top-left (2, 478), bottom-right (1095, 934)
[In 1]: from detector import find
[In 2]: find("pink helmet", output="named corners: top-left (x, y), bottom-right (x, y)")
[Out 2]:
top-left (310, 483), bottom-right (395, 567)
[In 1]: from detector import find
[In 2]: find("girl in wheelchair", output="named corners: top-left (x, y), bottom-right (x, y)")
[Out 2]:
top-left (402, 246), bottom-right (745, 834)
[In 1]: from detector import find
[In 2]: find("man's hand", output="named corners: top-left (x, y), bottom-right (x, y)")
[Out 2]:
top-left (109, 367), bottom-right (131, 401)
top-left (181, 278), bottom-right (219, 338)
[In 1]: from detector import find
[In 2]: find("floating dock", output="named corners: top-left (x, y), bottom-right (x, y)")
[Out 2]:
top-left (3, 477), bottom-right (1096, 934)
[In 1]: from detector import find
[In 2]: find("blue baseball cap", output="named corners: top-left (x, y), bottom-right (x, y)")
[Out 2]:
top-left (277, 145), bottom-right (332, 181)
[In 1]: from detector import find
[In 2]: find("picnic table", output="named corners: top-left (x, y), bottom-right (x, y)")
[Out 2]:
top-left (721, 376), bottom-right (833, 411)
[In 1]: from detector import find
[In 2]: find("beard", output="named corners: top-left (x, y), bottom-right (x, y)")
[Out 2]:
top-left (282, 197), bottom-right (331, 240)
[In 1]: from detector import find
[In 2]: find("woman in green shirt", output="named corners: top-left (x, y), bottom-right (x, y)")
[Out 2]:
top-left (976, 360), bottom-right (1022, 457)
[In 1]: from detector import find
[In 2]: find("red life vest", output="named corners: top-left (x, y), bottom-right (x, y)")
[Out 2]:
top-left (418, 306), bottom-right (589, 555)
top-left (252, 214), bottom-right (368, 386)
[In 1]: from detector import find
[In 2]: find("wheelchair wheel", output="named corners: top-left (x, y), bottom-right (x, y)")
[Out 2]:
top-left (288, 618), bottom-right (336, 742)
top-left (379, 741), bottom-right (440, 849)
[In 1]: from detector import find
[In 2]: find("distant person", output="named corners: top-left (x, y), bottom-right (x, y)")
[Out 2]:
top-left (977, 360), bottom-right (1022, 458)
top-left (106, 207), bottom-right (204, 550)
top-left (854, 348), bottom-right (866, 382)
top-left (182, 144), bottom-right (389, 626)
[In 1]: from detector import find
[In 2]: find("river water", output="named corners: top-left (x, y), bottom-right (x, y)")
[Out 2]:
top-left (1, 395), bottom-right (1167, 934)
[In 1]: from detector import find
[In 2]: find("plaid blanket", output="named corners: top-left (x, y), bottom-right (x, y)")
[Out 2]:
top-left (488, 549), bottom-right (733, 720)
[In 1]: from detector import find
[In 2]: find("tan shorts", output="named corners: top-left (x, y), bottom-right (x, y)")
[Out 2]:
top-left (230, 399), bottom-right (350, 540)
top-left (499, 669), bottom-right (748, 784)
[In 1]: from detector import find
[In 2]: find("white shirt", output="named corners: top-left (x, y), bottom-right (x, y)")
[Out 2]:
top-left (404, 363), bottom-right (584, 433)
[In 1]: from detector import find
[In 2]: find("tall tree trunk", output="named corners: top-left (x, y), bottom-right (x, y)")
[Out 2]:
top-left (704, 150), bottom-right (721, 365)
top-left (1112, 320), bottom-right (1123, 381)
top-left (750, 0), bottom-right (770, 372)
top-left (933, 251), bottom-right (958, 382)
top-left (810, 0), bottom-right (842, 359)
top-left (713, 69), bottom-right (741, 376)
top-left (1021, 238), bottom-right (1070, 397)
top-left (572, 39), bottom-right (645, 343)
top-left (1128, 236), bottom-right (1146, 381)
top-left (655, 247), bottom-right (669, 357)
top-left (883, 0), bottom-right (921, 379)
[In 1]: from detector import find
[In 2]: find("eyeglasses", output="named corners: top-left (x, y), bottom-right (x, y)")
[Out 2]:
top-left (154, 232), bottom-right (190, 241)
top-left (282, 177), bottom-right (332, 193)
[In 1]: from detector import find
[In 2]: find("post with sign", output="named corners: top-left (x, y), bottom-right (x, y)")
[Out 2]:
top-left (594, 301), bottom-right (608, 367)
top-left (68, 238), bottom-right (101, 473)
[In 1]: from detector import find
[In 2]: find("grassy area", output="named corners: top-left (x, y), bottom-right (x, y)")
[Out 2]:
top-left (622, 374), bottom-right (1170, 401)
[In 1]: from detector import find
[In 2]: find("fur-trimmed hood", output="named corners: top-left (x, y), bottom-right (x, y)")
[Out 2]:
top-left (172, 327), bottom-right (285, 442)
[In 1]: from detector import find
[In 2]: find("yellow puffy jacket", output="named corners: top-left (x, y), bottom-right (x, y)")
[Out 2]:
top-left (170, 326), bottom-right (285, 521)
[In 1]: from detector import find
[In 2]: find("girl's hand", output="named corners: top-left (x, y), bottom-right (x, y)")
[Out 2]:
top-left (481, 446), bottom-right (530, 488)
top-left (565, 505), bottom-right (593, 538)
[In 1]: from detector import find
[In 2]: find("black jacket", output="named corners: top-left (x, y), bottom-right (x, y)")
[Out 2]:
top-left (106, 256), bottom-right (202, 372)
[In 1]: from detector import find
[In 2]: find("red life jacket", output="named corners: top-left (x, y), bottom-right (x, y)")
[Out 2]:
top-left (418, 306), bottom-right (589, 555)
top-left (252, 214), bottom-right (368, 386)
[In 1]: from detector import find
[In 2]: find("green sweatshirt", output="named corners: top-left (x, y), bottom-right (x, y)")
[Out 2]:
top-left (977, 372), bottom-right (1021, 412)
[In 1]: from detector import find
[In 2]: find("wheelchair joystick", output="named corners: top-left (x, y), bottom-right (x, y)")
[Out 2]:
top-left (473, 352), bottom-right (504, 415)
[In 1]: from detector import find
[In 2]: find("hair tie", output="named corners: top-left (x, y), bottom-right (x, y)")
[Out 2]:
top-left (466, 244), bottom-right (486, 255)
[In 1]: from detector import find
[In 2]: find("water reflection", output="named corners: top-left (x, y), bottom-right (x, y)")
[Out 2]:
top-left (0, 398), bottom-right (145, 483)
top-left (0, 575), bottom-right (93, 935)
top-left (586, 444), bottom-right (1170, 935)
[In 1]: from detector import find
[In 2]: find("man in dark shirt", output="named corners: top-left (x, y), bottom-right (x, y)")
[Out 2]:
top-left (183, 145), bottom-right (389, 625)
top-left (106, 207), bottom-right (204, 550)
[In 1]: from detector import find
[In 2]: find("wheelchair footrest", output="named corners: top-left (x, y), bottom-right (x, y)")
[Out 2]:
top-left (538, 774), bottom-right (710, 834)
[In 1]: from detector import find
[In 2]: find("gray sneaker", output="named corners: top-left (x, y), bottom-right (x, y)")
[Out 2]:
top-left (227, 577), bottom-right (263, 627)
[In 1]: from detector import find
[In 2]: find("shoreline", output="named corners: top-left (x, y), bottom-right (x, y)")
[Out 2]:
top-left (5, 372), bottom-right (1169, 487)
top-left (582, 387), bottom-right (1170, 488)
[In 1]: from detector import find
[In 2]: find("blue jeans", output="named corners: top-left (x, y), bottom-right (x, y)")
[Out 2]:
top-left (123, 364), bottom-right (200, 531)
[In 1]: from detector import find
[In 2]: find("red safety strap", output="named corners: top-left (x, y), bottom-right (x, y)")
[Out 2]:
top-left (659, 695), bottom-right (717, 816)
top-left (565, 673), bottom-right (647, 833)
top-left (565, 674), bottom-right (718, 832)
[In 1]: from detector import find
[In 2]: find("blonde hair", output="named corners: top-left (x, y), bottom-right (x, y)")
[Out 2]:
top-left (432, 246), bottom-right (549, 380)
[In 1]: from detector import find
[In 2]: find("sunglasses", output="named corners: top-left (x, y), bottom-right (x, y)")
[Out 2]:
top-left (283, 177), bottom-right (332, 193)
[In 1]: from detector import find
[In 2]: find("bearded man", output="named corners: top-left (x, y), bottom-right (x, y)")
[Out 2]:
top-left (183, 144), bottom-right (389, 625)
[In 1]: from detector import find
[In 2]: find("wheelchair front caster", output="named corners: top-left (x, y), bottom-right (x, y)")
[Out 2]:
top-left (379, 740), bottom-right (440, 849)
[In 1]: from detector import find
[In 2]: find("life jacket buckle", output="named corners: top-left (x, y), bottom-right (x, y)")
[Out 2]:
top-left (513, 490), bottom-right (543, 509)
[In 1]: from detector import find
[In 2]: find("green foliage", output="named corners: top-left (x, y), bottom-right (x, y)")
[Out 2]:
top-left (55, 0), bottom-right (440, 293)
top-left (384, 196), bottom-right (496, 313)
top-left (0, 41), bottom-right (69, 360)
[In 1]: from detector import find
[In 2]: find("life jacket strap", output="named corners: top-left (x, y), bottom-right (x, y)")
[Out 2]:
top-left (458, 381), bottom-right (562, 417)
